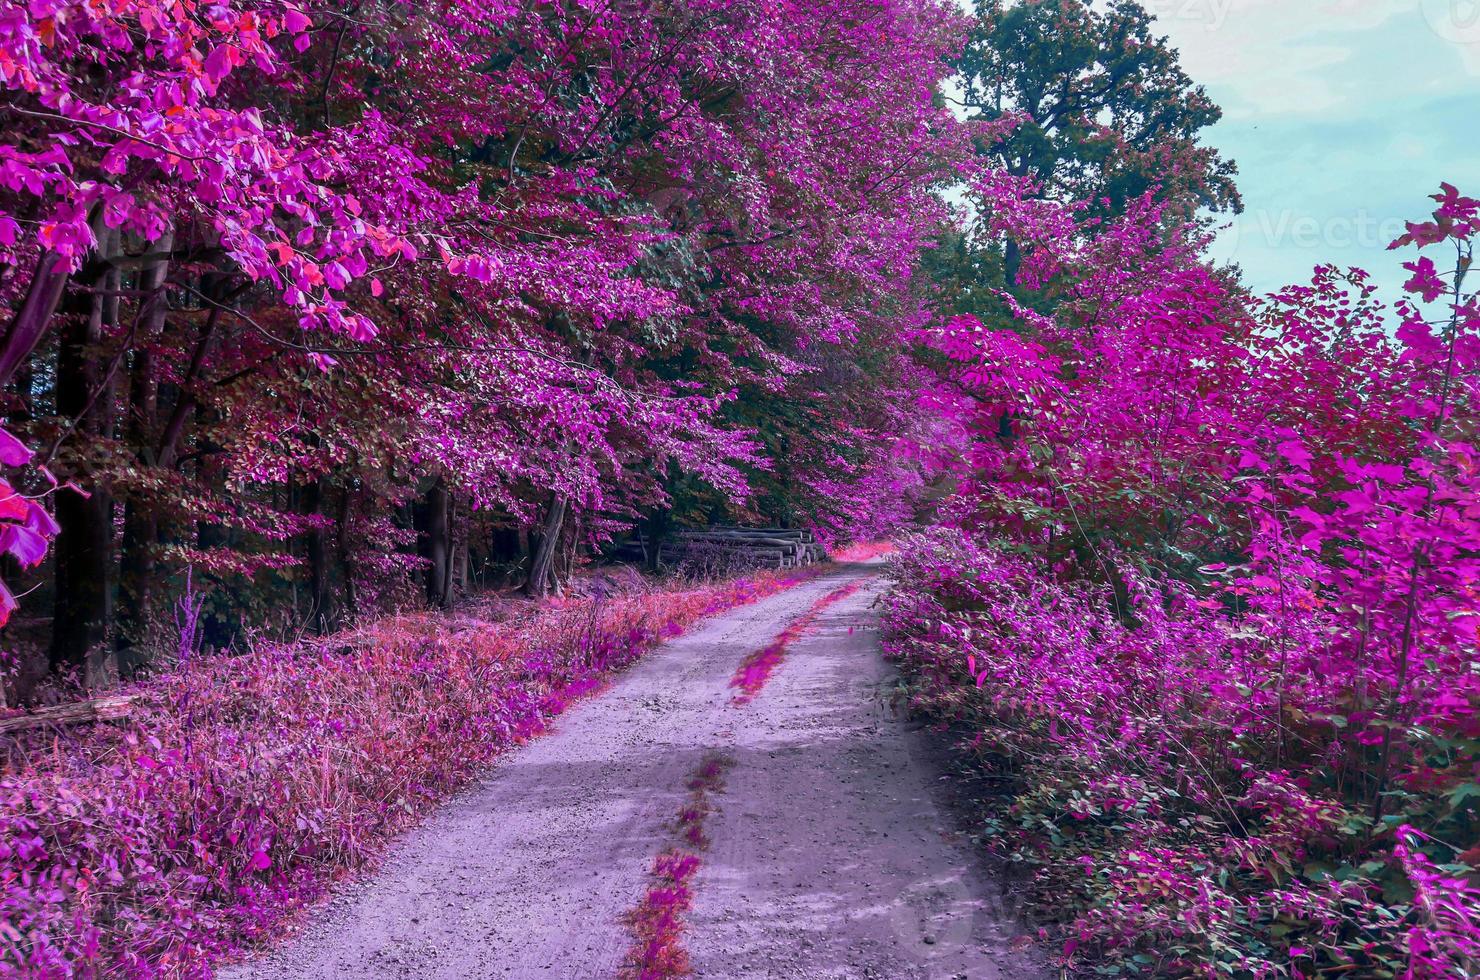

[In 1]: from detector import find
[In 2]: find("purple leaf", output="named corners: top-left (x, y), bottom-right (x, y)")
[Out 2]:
top-left (0, 524), bottom-right (47, 567)
top-left (0, 427), bottom-right (31, 467)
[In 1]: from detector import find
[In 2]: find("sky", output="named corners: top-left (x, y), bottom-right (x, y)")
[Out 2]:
top-left (1145, 0), bottom-right (1480, 298)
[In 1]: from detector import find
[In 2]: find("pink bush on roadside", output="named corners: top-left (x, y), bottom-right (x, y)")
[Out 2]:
top-left (884, 185), bottom-right (1480, 977)
top-left (884, 528), bottom-right (1478, 977)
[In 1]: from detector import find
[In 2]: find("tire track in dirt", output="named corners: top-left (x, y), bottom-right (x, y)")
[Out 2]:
top-left (222, 560), bottom-right (1042, 979)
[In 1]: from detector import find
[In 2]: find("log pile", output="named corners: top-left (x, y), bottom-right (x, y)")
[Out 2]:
top-left (659, 527), bottom-right (827, 572)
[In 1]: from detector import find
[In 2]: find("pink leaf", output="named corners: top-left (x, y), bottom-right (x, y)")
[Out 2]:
top-left (0, 577), bottom-right (16, 629)
top-left (0, 427), bottom-right (31, 467)
top-left (24, 503), bottom-right (60, 538)
top-left (283, 8), bottom-right (312, 32)
top-left (1275, 439), bottom-right (1312, 472)
top-left (0, 525), bottom-right (47, 568)
top-left (0, 482), bottom-right (27, 522)
top-left (204, 45), bottom-right (235, 84)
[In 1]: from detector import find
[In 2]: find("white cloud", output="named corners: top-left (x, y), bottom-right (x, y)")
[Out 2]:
top-left (1152, 0), bottom-right (1480, 119)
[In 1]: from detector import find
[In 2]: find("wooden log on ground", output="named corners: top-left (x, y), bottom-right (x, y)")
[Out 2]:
top-left (667, 531), bottom-right (849, 571)
top-left (659, 542), bottom-right (788, 569)
top-left (712, 527), bottom-right (816, 543)
top-left (667, 544), bottom-right (789, 560)
top-left (675, 533), bottom-right (802, 551)
top-left (713, 529), bottom-right (816, 538)
top-left (0, 695), bottom-right (137, 735)
top-left (671, 539), bottom-right (799, 557)
top-left (700, 529), bottom-right (812, 541)
top-left (671, 531), bottom-right (829, 566)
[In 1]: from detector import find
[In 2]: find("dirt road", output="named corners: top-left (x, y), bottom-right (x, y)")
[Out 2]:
top-left (223, 561), bottom-right (1042, 979)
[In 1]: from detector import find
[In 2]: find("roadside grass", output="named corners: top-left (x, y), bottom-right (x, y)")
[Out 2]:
top-left (0, 565), bottom-right (823, 977)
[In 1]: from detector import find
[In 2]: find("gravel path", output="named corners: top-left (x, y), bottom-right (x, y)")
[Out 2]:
top-left (223, 561), bottom-right (1042, 980)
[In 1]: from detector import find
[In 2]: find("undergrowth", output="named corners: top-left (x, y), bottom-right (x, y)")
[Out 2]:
top-left (882, 530), bottom-right (1478, 979)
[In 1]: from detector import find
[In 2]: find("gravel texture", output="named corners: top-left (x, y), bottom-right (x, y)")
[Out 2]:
top-left (223, 561), bottom-right (1043, 979)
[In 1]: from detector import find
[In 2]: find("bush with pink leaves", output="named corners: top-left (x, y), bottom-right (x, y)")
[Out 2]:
top-left (884, 185), bottom-right (1480, 978)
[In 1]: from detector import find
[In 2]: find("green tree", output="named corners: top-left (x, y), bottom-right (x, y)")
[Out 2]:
top-left (960, 0), bottom-right (1240, 217)
top-left (930, 0), bottom-right (1241, 325)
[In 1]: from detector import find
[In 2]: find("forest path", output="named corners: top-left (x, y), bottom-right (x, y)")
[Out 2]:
top-left (223, 560), bottom-right (1042, 980)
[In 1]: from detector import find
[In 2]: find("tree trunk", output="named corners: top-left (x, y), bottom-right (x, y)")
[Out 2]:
top-left (50, 231), bottom-right (119, 683)
top-left (156, 273), bottom-right (233, 471)
top-left (336, 483), bottom-right (359, 621)
top-left (525, 494), bottom-right (568, 597)
top-left (640, 508), bottom-right (671, 572)
top-left (1004, 237), bottom-right (1022, 288)
top-left (117, 232), bottom-right (172, 677)
top-left (301, 476), bottom-right (332, 631)
top-left (0, 250), bottom-right (70, 388)
top-left (442, 495), bottom-right (458, 607)
top-left (419, 477), bottom-right (450, 608)
top-left (192, 512), bottom-right (236, 651)
top-left (556, 513), bottom-right (579, 585)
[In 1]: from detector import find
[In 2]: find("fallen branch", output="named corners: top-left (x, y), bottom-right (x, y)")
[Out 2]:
top-left (0, 695), bottom-right (137, 735)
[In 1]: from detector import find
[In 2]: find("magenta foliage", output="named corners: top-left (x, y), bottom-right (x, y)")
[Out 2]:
top-left (0, 434), bottom-right (56, 622)
top-left (621, 751), bottom-right (732, 979)
top-left (0, 0), bottom-right (388, 337)
top-left (886, 185), bottom-right (1480, 977)
top-left (728, 580), bottom-right (864, 704)
top-left (624, 849), bottom-right (703, 980)
top-left (0, 0), bottom-right (969, 630)
top-left (1395, 826), bottom-right (1480, 978)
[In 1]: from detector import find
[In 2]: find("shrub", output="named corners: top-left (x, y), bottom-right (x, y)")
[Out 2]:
top-left (882, 528), bottom-right (1479, 978)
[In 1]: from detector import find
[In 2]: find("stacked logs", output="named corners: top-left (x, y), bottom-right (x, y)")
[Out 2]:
top-left (658, 527), bottom-right (827, 572)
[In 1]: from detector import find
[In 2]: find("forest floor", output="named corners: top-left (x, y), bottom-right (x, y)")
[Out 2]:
top-left (221, 559), bottom-right (1043, 979)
